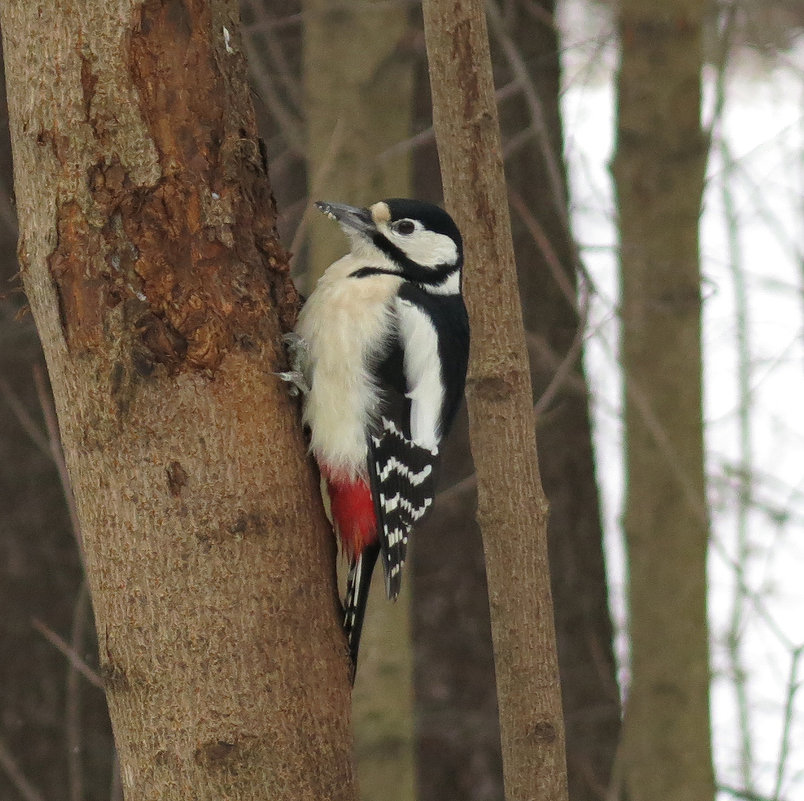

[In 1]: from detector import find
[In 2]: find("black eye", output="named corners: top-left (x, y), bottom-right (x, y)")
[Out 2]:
top-left (394, 219), bottom-right (415, 235)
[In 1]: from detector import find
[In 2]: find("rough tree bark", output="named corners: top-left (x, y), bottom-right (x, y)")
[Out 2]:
top-left (422, 1), bottom-right (568, 799)
top-left (303, 3), bottom-right (417, 799)
top-left (0, 1), bottom-right (356, 799)
top-left (613, 1), bottom-right (715, 800)
top-left (1, 41), bottom-right (118, 799)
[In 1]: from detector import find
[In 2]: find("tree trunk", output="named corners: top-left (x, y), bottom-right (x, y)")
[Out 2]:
top-left (0, 1), bottom-right (356, 799)
top-left (613, 2), bottom-right (715, 800)
top-left (1, 38), bottom-right (117, 800)
top-left (490, 3), bottom-right (622, 798)
top-left (302, 3), bottom-right (417, 799)
top-left (302, 0), bottom-right (415, 286)
top-left (422, 1), bottom-right (568, 799)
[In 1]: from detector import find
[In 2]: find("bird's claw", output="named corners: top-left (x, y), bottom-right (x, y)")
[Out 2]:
top-left (275, 370), bottom-right (310, 397)
top-left (276, 333), bottom-right (311, 396)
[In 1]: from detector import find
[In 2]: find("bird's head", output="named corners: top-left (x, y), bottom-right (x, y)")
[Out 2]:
top-left (315, 198), bottom-right (463, 292)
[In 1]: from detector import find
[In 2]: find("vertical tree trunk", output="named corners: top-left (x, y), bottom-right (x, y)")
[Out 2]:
top-left (302, 3), bottom-right (417, 799)
top-left (303, 0), bottom-right (415, 283)
top-left (0, 39), bottom-right (117, 800)
top-left (490, 4), bottom-right (622, 798)
top-left (0, 1), bottom-right (356, 799)
top-left (422, 1), bottom-right (568, 799)
top-left (613, 2), bottom-right (715, 800)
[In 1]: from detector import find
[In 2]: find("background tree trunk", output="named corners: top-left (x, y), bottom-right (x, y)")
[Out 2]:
top-left (302, 0), bottom-right (415, 287)
top-left (302, 3), bottom-right (417, 799)
top-left (0, 1), bottom-right (356, 799)
top-left (422, 1), bottom-right (568, 799)
top-left (489, 3), bottom-right (622, 798)
top-left (613, 1), bottom-right (715, 800)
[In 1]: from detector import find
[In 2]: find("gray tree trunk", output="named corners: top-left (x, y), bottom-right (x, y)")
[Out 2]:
top-left (613, 1), bottom-right (715, 799)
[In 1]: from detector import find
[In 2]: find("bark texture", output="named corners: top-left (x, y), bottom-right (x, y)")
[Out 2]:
top-left (492, 4), bottom-right (622, 799)
top-left (0, 1), bottom-right (356, 799)
top-left (613, 2), bottom-right (715, 800)
top-left (422, 2), bottom-right (568, 799)
top-left (302, 4), bottom-right (417, 799)
top-left (0, 43), bottom-right (117, 799)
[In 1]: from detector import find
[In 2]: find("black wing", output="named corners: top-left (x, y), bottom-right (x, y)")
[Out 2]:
top-left (367, 418), bottom-right (439, 599)
top-left (367, 288), bottom-right (469, 600)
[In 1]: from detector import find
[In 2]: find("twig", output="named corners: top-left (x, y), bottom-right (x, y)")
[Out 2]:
top-left (31, 617), bottom-right (104, 690)
top-left (719, 785), bottom-right (787, 801)
top-left (772, 646), bottom-right (803, 801)
top-left (0, 377), bottom-right (51, 456)
top-left (67, 584), bottom-right (91, 801)
top-left (508, 188), bottom-right (579, 311)
top-left (485, 0), bottom-right (569, 217)
top-left (375, 79), bottom-right (521, 164)
top-left (0, 739), bottom-right (45, 801)
top-left (289, 117), bottom-right (347, 279)
top-left (242, 28), bottom-right (305, 155)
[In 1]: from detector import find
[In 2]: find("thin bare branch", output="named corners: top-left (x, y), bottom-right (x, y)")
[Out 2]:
top-left (0, 740), bottom-right (46, 801)
top-left (67, 584), bottom-right (91, 801)
top-left (289, 117), bottom-right (347, 271)
top-left (0, 377), bottom-right (50, 455)
top-left (486, 0), bottom-right (568, 215)
top-left (772, 646), bottom-right (803, 801)
top-left (31, 617), bottom-right (105, 691)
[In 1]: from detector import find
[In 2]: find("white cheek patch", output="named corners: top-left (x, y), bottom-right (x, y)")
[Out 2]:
top-left (394, 230), bottom-right (458, 268)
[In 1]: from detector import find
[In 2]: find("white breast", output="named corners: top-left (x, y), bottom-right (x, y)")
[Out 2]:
top-left (296, 254), bottom-right (402, 480)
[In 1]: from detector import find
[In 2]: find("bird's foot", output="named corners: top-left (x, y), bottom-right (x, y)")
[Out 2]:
top-left (275, 369), bottom-right (310, 397)
top-left (275, 332), bottom-right (310, 396)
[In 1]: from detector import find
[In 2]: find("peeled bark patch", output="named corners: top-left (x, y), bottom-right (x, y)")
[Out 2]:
top-left (49, 0), bottom-right (297, 373)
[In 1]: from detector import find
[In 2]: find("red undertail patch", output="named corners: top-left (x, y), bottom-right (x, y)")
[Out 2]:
top-left (320, 466), bottom-right (377, 558)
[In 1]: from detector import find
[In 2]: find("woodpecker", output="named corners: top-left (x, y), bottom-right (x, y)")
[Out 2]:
top-left (284, 198), bottom-right (470, 676)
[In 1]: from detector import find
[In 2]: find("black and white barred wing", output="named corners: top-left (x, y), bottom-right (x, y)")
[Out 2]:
top-left (368, 418), bottom-right (439, 600)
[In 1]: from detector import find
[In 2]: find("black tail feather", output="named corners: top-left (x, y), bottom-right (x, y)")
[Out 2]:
top-left (343, 542), bottom-right (380, 682)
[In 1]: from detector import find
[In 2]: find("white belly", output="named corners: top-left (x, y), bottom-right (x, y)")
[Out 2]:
top-left (295, 255), bottom-right (402, 479)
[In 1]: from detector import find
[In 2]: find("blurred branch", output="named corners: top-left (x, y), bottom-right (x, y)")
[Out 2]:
top-left (31, 617), bottom-right (104, 691)
top-left (243, 12), bottom-right (303, 110)
top-left (288, 117), bottom-right (346, 270)
top-left (0, 740), bottom-right (45, 801)
top-left (486, 0), bottom-right (568, 216)
top-left (772, 645), bottom-right (803, 801)
top-left (0, 377), bottom-right (50, 455)
top-left (67, 583), bottom-right (92, 801)
top-left (242, 27), bottom-right (305, 154)
top-left (375, 78), bottom-right (522, 164)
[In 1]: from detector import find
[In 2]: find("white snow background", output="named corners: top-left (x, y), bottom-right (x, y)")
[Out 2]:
top-left (558, 1), bottom-right (804, 798)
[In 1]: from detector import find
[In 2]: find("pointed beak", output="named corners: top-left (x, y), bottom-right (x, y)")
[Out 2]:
top-left (315, 201), bottom-right (375, 236)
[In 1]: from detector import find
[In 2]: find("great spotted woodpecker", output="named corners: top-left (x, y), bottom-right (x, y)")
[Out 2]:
top-left (283, 199), bottom-right (470, 675)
